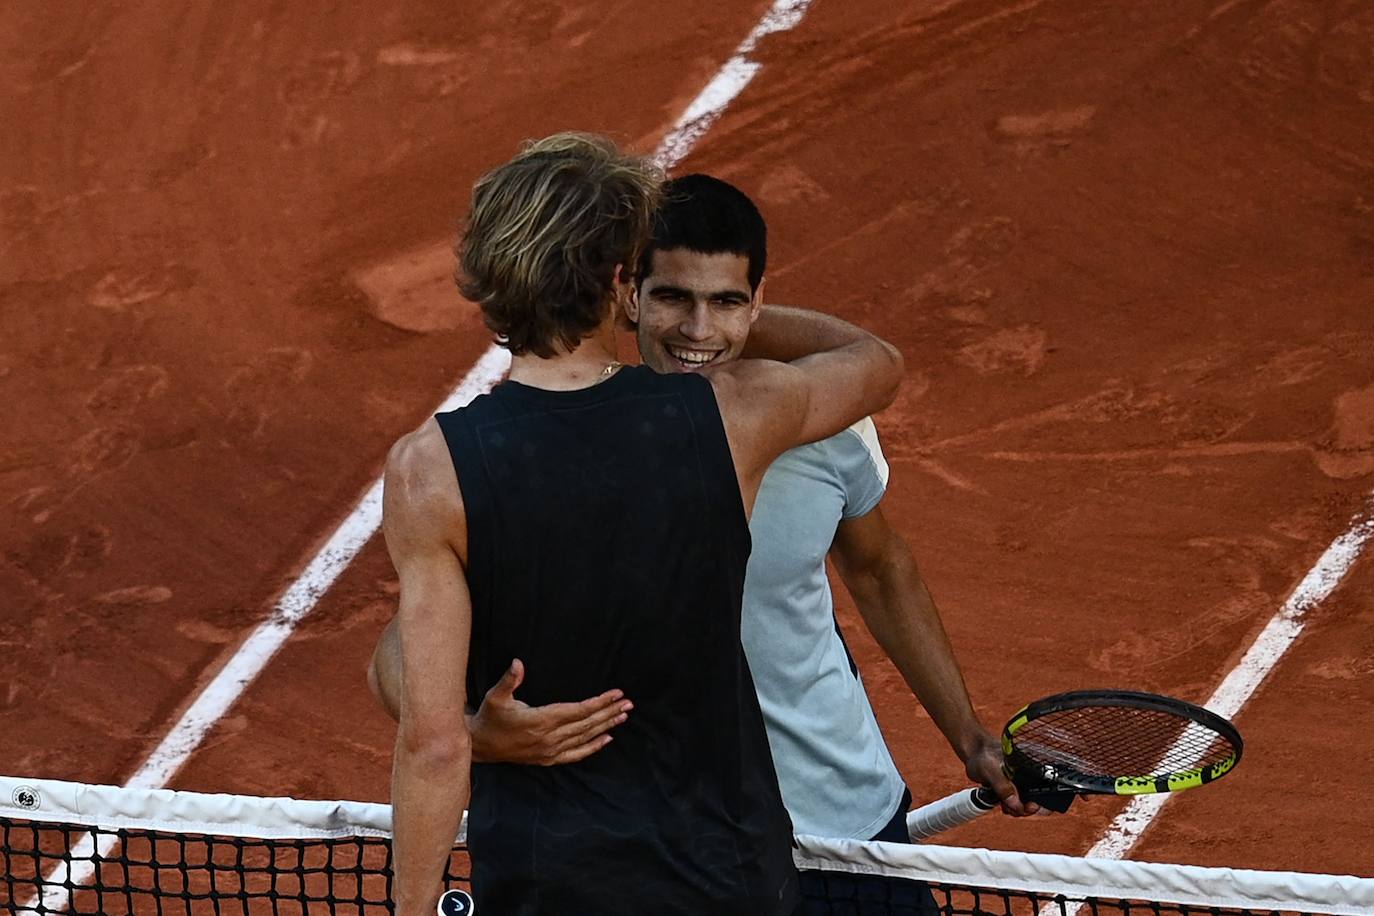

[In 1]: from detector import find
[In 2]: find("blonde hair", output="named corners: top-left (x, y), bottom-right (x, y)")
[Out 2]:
top-left (458, 132), bottom-right (663, 357)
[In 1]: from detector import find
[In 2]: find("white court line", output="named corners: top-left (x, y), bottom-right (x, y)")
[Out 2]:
top-left (137, 0), bottom-right (817, 786)
top-left (23, 2), bottom-right (817, 912)
top-left (132, 0), bottom-right (815, 797)
top-left (655, 0), bottom-right (814, 168)
top-left (1084, 493), bottom-right (1374, 862)
top-left (20, 346), bottom-right (516, 914)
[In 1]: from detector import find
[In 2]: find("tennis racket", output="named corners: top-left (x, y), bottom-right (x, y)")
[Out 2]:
top-left (906, 689), bottom-right (1243, 841)
top-left (438, 889), bottom-right (475, 915)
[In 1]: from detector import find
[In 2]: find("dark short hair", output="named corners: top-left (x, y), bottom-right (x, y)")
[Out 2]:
top-left (459, 132), bottom-right (663, 357)
top-left (635, 174), bottom-right (767, 291)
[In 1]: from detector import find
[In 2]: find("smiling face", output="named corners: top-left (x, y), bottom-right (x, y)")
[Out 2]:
top-left (629, 248), bottom-right (764, 374)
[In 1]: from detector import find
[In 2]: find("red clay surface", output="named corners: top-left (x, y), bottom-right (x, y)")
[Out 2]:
top-left (4, 0), bottom-right (1373, 882)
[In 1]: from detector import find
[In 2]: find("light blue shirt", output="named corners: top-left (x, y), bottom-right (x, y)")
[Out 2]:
top-left (741, 418), bottom-right (906, 839)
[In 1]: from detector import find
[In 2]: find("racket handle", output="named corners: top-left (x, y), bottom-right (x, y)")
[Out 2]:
top-left (905, 787), bottom-right (999, 841)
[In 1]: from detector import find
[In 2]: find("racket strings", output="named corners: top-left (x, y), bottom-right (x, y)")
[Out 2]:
top-left (1013, 706), bottom-right (1237, 779)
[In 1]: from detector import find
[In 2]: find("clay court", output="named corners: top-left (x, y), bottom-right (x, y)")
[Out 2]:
top-left (3, 0), bottom-right (1373, 885)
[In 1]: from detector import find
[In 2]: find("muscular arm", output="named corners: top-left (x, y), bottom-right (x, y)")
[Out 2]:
top-left (741, 304), bottom-right (879, 363)
top-left (739, 305), bottom-right (904, 446)
top-left (384, 424), bottom-right (473, 916)
top-left (830, 505), bottom-right (1035, 815)
top-left (711, 306), bottom-right (903, 511)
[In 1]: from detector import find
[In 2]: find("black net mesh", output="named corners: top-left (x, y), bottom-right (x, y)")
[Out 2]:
top-left (1, 818), bottom-right (467, 915)
top-left (798, 866), bottom-right (1322, 915)
top-left (1, 811), bottom-right (1353, 916)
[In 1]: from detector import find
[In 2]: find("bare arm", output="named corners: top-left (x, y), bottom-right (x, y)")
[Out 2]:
top-left (830, 505), bottom-right (1036, 816)
top-left (710, 306), bottom-right (903, 510)
top-left (384, 424), bottom-right (474, 916)
top-left (740, 305), bottom-right (904, 447)
top-left (741, 304), bottom-right (878, 363)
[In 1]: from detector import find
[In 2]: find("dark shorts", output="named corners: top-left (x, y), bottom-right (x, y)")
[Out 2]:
top-left (797, 787), bottom-right (940, 915)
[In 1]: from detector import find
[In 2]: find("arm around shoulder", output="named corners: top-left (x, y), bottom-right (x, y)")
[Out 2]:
top-left (723, 306), bottom-right (904, 457)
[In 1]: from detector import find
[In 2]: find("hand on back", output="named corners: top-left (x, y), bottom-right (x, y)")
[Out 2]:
top-left (470, 659), bottom-right (633, 766)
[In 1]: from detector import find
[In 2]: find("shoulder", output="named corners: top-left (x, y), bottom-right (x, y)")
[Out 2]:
top-left (383, 419), bottom-right (464, 544)
top-left (707, 356), bottom-right (802, 391)
top-left (770, 420), bottom-right (888, 487)
top-left (834, 417), bottom-right (888, 475)
top-left (826, 416), bottom-right (890, 500)
top-left (770, 437), bottom-right (827, 470)
top-left (386, 419), bottom-right (456, 493)
top-left (706, 358), bottom-right (808, 420)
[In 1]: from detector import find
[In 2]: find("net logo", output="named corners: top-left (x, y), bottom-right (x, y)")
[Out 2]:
top-left (11, 785), bottom-right (41, 811)
top-left (438, 889), bottom-right (475, 915)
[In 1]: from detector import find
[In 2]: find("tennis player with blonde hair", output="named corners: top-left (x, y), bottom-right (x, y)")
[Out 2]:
top-left (385, 133), bottom-right (903, 915)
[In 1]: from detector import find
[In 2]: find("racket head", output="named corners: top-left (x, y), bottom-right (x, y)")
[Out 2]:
top-left (1002, 689), bottom-right (1242, 798)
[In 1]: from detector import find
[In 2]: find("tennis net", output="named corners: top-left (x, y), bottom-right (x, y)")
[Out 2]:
top-left (3, 775), bottom-right (1370, 915)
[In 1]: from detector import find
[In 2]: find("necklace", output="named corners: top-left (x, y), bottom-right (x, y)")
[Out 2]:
top-left (598, 360), bottom-right (623, 382)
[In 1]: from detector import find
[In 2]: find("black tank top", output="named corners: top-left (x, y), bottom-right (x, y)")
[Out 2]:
top-left (435, 364), bottom-right (798, 916)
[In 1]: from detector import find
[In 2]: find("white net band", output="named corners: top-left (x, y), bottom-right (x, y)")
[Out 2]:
top-left (5, 774), bottom-right (1371, 915)
top-left (795, 833), bottom-right (1374, 916)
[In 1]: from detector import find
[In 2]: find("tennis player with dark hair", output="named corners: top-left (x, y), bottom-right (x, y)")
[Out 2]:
top-left (628, 175), bottom-right (1040, 913)
top-left (385, 135), bottom-right (903, 916)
